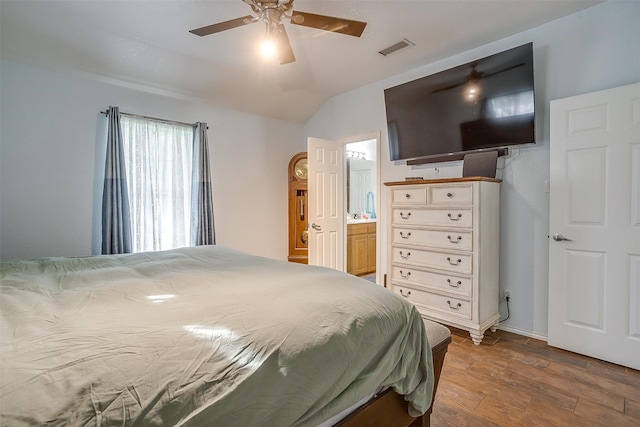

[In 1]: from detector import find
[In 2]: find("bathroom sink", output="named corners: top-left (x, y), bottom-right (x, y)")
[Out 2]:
top-left (347, 218), bottom-right (377, 224)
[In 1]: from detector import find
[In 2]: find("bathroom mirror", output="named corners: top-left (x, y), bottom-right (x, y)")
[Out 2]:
top-left (346, 140), bottom-right (376, 220)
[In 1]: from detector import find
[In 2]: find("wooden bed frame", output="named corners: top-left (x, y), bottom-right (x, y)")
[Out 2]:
top-left (336, 332), bottom-right (451, 427)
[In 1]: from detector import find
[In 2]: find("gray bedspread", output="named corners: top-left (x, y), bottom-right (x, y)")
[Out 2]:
top-left (0, 245), bottom-right (434, 426)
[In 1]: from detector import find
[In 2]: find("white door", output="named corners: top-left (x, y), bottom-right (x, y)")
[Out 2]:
top-left (548, 82), bottom-right (640, 369)
top-left (307, 137), bottom-right (344, 270)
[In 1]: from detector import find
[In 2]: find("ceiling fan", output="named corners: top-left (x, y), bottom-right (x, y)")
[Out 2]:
top-left (432, 61), bottom-right (525, 96)
top-left (189, 0), bottom-right (367, 65)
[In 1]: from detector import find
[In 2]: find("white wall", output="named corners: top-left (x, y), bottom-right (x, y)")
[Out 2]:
top-left (0, 60), bottom-right (304, 260)
top-left (304, 1), bottom-right (640, 338)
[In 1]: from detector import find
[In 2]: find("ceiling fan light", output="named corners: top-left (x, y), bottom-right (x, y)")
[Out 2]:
top-left (260, 20), bottom-right (279, 59)
top-left (260, 39), bottom-right (277, 58)
top-left (465, 82), bottom-right (481, 101)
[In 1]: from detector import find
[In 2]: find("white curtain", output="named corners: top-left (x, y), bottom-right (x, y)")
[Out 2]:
top-left (120, 117), bottom-right (194, 252)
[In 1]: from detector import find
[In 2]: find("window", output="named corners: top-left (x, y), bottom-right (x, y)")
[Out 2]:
top-left (487, 90), bottom-right (534, 118)
top-left (120, 116), bottom-right (194, 252)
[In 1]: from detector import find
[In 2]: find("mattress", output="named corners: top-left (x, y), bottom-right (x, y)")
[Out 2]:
top-left (0, 245), bottom-right (434, 426)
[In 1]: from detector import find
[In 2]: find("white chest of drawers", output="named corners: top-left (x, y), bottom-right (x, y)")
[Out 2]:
top-left (385, 177), bottom-right (501, 345)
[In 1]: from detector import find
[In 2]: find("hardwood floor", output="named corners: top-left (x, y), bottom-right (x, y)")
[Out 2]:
top-left (430, 327), bottom-right (640, 426)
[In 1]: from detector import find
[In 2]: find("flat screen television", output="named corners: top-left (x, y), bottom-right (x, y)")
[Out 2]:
top-left (384, 43), bottom-right (535, 164)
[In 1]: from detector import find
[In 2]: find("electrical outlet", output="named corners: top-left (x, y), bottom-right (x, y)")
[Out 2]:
top-left (503, 289), bottom-right (512, 300)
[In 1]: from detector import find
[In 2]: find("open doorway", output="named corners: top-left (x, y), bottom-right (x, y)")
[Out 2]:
top-left (345, 138), bottom-right (378, 283)
top-left (306, 133), bottom-right (380, 280)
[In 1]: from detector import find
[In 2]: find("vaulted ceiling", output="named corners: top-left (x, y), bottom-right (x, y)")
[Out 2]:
top-left (0, 0), bottom-right (602, 123)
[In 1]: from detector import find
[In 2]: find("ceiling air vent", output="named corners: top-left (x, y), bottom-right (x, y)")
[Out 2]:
top-left (378, 39), bottom-right (415, 57)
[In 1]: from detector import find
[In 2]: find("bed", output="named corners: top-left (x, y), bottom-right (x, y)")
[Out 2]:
top-left (0, 245), bottom-right (450, 426)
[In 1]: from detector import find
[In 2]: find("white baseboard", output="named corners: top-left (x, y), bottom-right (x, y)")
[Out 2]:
top-left (497, 324), bottom-right (548, 342)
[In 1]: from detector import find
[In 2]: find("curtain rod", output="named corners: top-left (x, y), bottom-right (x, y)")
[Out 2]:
top-left (101, 110), bottom-right (204, 129)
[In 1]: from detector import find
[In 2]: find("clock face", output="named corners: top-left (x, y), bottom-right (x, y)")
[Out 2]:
top-left (294, 158), bottom-right (308, 180)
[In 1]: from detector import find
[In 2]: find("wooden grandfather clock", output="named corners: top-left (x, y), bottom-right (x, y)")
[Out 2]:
top-left (287, 152), bottom-right (308, 264)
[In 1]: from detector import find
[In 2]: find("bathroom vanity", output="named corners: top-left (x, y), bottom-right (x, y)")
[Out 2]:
top-left (346, 220), bottom-right (376, 276)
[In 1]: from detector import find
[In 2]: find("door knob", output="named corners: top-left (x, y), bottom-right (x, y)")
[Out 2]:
top-left (552, 233), bottom-right (572, 242)
top-left (311, 223), bottom-right (322, 231)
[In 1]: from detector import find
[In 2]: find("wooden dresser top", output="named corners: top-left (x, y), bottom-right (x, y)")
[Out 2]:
top-left (384, 176), bottom-right (502, 186)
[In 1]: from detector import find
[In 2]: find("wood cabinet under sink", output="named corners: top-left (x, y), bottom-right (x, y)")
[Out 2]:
top-left (347, 222), bottom-right (376, 276)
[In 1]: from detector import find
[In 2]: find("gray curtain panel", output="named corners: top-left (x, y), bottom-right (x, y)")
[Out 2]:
top-left (102, 106), bottom-right (133, 254)
top-left (190, 122), bottom-right (216, 245)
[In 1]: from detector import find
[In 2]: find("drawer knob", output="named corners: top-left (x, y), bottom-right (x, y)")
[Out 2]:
top-left (400, 270), bottom-right (411, 279)
top-left (447, 235), bottom-right (462, 244)
top-left (447, 300), bottom-right (462, 310)
top-left (399, 289), bottom-right (411, 298)
top-left (400, 212), bottom-right (411, 220)
top-left (447, 257), bottom-right (462, 266)
top-left (448, 213), bottom-right (463, 221)
top-left (447, 192), bottom-right (453, 198)
top-left (405, 193), bottom-right (411, 199)
top-left (399, 231), bottom-right (412, 239)
top-left (399, 251), bottom-right (411, 260)
top-left (447, 279), bottom-right (462, 288)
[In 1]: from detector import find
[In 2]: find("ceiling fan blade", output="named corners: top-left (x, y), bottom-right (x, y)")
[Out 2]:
top-left (289, 11), bottom-right (367, 37)
top-left (483, 62), bottom-right (525, 78)
top-left (432, 81), bottom-right (466, 94)
top-left (189, 15), bottom-right (255, 37)
top-left (274, 23), bottom-right (296, 65)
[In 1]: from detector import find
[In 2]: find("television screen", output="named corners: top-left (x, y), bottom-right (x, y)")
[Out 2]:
top-left (384, 43), bottom-right (535, 163)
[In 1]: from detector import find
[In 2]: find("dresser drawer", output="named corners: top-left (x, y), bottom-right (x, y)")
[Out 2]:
top-left (392, 208), bottom-right (473, 228)
top-left (428, 184), bottom-right (473, 205)
top-left (393, 285), bottom-right (471, 320)
top-left (391, 266), bottom-right (472, 297)
top-left (391, 187), bottom-right (427, 205)
top-left (391, 227), bottom-right (473, 251)
top-left (391, 247), bottom-right (473, 274)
